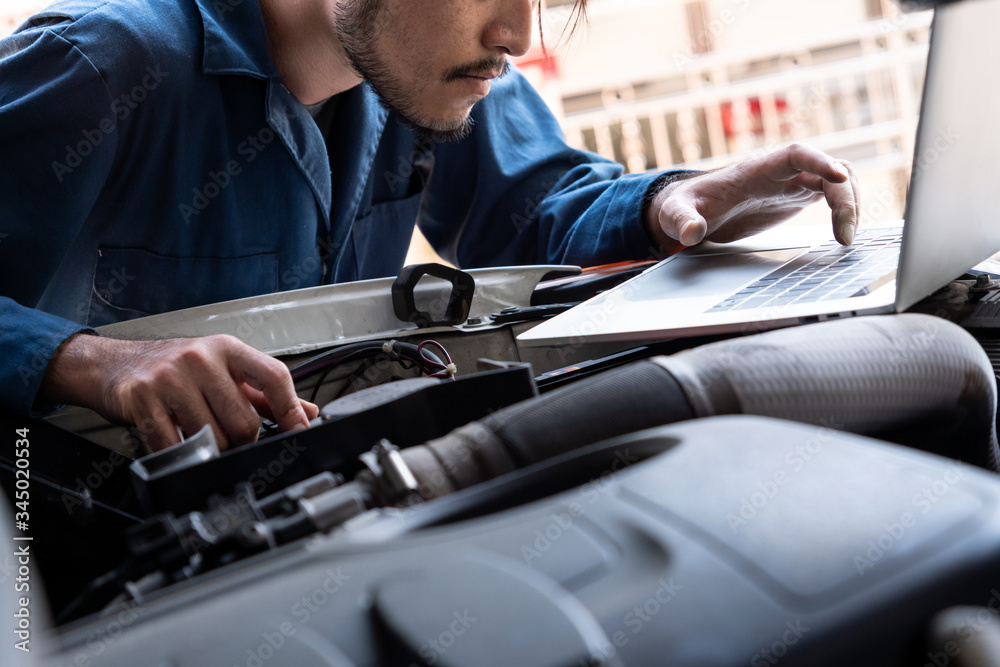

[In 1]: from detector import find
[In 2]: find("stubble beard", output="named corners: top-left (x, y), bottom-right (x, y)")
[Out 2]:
top-left (333, 0), bottom-right (476, 142)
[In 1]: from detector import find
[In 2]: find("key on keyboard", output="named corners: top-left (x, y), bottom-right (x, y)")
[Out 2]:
top-left (706, 229), bottom-right (901, 313)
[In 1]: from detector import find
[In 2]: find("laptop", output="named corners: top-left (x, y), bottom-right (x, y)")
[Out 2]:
top-left (518, 0), bottom-right (1000, 348)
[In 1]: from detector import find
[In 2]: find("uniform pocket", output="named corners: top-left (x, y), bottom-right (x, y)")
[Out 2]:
top-left (350, 193), bottom-right (423, 280)
top-left (87, 247), bottom-right (279, 326)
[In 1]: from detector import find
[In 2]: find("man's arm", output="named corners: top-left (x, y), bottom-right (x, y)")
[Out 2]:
top-left (423, 71), bottom-right (858, 270)
top-left (0, 20), bottom-right (315, 450)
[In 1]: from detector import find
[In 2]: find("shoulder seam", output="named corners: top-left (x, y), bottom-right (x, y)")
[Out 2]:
top-left (47, 30), bottom-right (115, 110)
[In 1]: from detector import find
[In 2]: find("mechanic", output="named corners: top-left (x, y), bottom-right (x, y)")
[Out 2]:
top-left (0, 0), bottom-right (860, 451)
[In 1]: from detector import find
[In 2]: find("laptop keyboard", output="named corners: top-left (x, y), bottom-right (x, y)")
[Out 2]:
top-left (707, 229), bottom-right (902, 313)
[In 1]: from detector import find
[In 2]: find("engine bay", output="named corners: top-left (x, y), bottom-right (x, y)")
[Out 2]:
top-left (6, 263), bottom-right (1000, 666)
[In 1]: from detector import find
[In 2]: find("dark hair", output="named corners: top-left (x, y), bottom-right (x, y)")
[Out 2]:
top-left (539, 0), bottom-right (589, 54)
top-left (567, 0), bottom-right (589, 34)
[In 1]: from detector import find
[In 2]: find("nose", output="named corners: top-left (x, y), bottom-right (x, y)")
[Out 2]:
top-left (482, 0), bottom-right (535, 57)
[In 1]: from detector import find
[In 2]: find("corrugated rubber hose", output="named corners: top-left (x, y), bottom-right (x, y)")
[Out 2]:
top-left (400, 314), bottom-right (998, 501)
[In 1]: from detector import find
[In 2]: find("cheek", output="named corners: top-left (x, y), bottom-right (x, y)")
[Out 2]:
top-left (392, 3), bottom-right (480, 66)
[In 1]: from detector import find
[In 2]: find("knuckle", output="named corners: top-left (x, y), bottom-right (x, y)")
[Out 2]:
top-left (132, 367), bottom-right (174, 398)
top-left (208, 333), bottom-right (239, 346)
top-left (229, 418), bottom-right (258, 446)
top-left (176, 341), bottom-right (215, 370)
top-left (273, 402), bottom-right (301, 424)
top-left (213, 428), bottom-right (231, 451)
top-left (234, 426), bottom-right (256, 446)
top-left (260, 356), bottom-right (292, 384)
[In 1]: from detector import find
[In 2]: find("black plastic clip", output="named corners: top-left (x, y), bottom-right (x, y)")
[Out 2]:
top-left (391, 263), bottom-right (475, 327)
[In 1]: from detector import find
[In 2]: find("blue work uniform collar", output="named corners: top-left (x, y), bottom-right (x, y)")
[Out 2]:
top-left (194, 0), bottom-right (278, 78)
top-left (193, 0), bottom-right (391, 279)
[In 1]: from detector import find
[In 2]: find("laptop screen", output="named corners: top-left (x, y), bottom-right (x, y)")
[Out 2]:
top-left (896, 0), bottom-right (1000, 311)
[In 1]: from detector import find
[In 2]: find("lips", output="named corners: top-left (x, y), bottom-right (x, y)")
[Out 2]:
top-left (464, 70), bottom-right (502, 81)
top-left (457, 76), bottom-right (492, 97)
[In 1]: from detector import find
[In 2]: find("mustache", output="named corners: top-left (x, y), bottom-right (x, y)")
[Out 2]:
top-left (443, 57), bottom-right (511, 82)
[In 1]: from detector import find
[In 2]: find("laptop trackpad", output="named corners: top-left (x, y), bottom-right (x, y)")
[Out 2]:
top-left (630, 248), bottom-right (806, 302)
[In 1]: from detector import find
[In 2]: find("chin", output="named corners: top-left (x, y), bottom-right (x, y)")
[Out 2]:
top-left (402, 107), bottom-right (476, 143)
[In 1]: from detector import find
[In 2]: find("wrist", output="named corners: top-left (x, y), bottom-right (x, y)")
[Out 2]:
top-left (38, 331), bottom-right (115, 411)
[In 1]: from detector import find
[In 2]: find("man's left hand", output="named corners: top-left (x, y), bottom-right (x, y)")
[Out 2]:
top-left (645, 143), bottom-right (860, 254)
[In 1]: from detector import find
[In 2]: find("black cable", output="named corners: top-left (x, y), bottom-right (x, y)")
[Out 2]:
top-left (307, 348), bottom-right (385, 403)
top-left (55, 557), bottom-right (141, 625)
top-left (290, 341), bottom-right (394, 380)
top-left (333, 356), bottom-right (380, 400)
top-left (294, 339), bottom-right (452, 403)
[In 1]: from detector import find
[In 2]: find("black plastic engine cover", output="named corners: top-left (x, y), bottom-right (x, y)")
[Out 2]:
top-left (40, 416), bottom-right (1000, 667)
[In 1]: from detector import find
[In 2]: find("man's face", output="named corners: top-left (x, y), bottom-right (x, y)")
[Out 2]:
top-left (335, 0), bottom-right (535, 141)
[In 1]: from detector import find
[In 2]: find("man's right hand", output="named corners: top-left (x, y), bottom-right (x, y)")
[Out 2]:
top-left (38, 333), bottom-right (318, 452)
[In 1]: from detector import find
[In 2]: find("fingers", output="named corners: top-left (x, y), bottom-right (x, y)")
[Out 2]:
top-left (646, 144), bottom-right (858, 251)
top-left (84, 335), bottom-right (314, 452)
top-left (189, 348), bottom-right (265, 449)
top-left (301, 399), bottom-right (320, 420)
top-left (826, 160), bottom-right (859, 245)
top-left (169, 382), bottom-right (247, 451)
top-left (224, 338), bottom-right (313, 434)
top-left (772, 143), bottom-right (851, 184)
top-left (786, 159), bottom-right (860, 246)
top-left (124, 339), bottom-right (261, 451)
top-left (128, 393), bottom-right (184, 452)
top-left (242, 385), bottom-right (319, 424)
top-left (657, 196), bottom-right (709, 247)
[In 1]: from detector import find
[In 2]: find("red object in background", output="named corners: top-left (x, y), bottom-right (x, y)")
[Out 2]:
top-left (720, 97), bottom-right (789, 137)
top-left (514, 47), bottom-right (560, 77)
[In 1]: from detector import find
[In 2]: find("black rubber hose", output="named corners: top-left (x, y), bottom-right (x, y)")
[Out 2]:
top-left (401, 314), bottom-right (998, 501)
top-left (398, 362), bottom-right (694, 500)
top-left (484, 360), bottom-right (695, 468)
top-left (656, 313), bottom-right (999, 470)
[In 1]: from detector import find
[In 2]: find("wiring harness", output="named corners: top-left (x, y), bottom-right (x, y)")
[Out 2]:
top-left (288, 339), bottom-right (456, 403)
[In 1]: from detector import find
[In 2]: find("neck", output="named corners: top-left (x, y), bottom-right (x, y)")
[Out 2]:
top-left (257, 0), bottom-right (362, 105)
